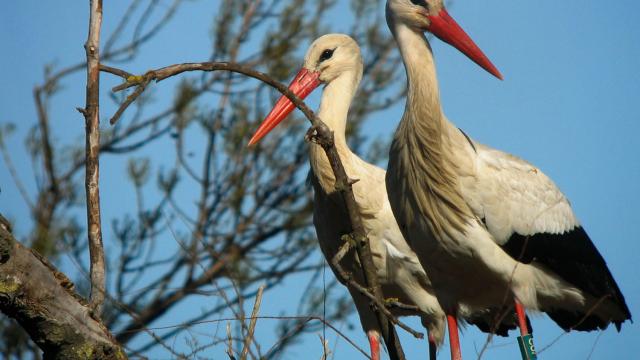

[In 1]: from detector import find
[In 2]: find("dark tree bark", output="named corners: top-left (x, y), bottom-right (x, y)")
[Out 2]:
top-left (0, 216), bottom-right (126, 360)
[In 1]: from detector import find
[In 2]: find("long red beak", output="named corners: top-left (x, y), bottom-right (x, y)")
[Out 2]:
top-left (248, 68), bottom-right (321, 146)
top-left (426, 9), bottom-right (503, 80)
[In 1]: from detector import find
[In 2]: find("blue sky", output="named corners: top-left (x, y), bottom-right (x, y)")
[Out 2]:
top-left (1, 1), bottom-right (639, 359)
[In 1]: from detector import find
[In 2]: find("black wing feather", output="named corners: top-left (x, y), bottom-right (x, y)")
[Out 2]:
top-left (501, 226), bottom-right (631, 331)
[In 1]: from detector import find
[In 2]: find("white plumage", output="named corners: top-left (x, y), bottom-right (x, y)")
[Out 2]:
top-left (250, 33), bottom-right (521, 360)
top-left (461, 143), bottom-right (579, 243)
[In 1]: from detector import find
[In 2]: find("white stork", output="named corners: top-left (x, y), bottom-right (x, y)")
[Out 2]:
top-left (248, 34), bottom-right (521, 360)
top-left (384, 0), bottom-right (631, 359)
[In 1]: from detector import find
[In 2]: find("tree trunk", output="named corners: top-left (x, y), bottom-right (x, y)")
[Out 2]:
top-left (0, 215), bottom-right (126, 360)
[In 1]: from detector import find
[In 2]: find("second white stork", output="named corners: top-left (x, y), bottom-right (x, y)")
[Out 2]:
top-left (248, 33), bottom-right (521, 360)
top-left (384, 0), bottom-right (631, 359)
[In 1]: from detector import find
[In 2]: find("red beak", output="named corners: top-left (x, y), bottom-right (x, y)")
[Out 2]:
top-left (426, 9), bottom-right (503, 80)
top-left (248, 68), bottom-right (321, 146)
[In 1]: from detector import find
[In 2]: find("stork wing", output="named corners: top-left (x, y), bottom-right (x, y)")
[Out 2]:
top-left (461, 142), bottom-right (630, 330)
top-left (463, 144), bottom-right (578, 245)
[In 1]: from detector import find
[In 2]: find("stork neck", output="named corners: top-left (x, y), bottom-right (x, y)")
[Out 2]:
top-left (316, 72), bottom-right (359, 146)
top-left (386, 12), bottom-right (474, 238)
top-left (390, 18), bottom-right (445, 130)
top-left (309, 70), bottom-right (360, 192)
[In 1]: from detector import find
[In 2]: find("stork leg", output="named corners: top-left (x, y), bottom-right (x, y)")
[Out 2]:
top-left (514, 300), bottom-right (538, 360)
top-left (446, 314), bottom-right (462, 360)
top-left (367, 330), bottom-right (380, 360)
top-left (514, 300), bottom-right (528, 336)
top-left (428, 331), bottom-right (437, 360)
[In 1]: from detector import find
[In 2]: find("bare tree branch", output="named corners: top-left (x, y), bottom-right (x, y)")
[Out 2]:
top-left (80, 0), bottom-right (106, 316)
top-left (240, 284), bottom-right (264, 360)
top-left (104, 59), bottom-right (410, 359)
top-left (330, 241), bottom-right (423, 339)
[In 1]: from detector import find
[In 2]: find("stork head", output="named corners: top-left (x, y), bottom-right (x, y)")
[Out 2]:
top-left (386, 0), bottom-right (503, 80)
top-left (303, 33), bottom-right (363, 85)
top-left (248, 34), bottom-right (362, 146)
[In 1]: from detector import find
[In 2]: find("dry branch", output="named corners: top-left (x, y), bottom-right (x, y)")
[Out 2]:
top-left (80, 0), bottom-right (106, 316)
top-left (0, 215), bottom-right (126, 360)
top-left (104, 60), bottom-right (410, 359)
top-left (240, 284), bottom-right (264, 360)
top-left (330, 242), bottom-right (423, 339)
top-left (226, 322), bottom-right (235, 360)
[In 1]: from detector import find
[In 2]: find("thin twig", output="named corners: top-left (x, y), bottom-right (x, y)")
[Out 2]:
top-left (0, 141), bottom-right (34, 211)
top-left (331, 242), bottom-right (423, 339)
top-left (240, 284), bottom-right (265, 360)
top-left (110, 81), bottom-right (149, 124)
top-left (586, 331), bottom-right (604, 360)
top-left (478, 236), bottom-right (531, 359)
top-left (536, 295), bottom-right (611, 355)
top-left (318, 334), bottom-right (330, 360)
top-left (161, 212), bottom-right (253, 344)
top-left (331, 241), bottom-right (418, 311)
top-left (115, 314), bottom-right (370, 359)
top-left (33, 88), bottom-right (58, 195)
top-left (57, 239), bottom-right (196, 358)
top-left (226, 322), bottom-right (236, 360)
top-left (100, 63), bottom-right (133, 79)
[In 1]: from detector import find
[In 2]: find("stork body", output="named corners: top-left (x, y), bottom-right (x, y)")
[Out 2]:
top-left (384, 1), bottom-right (631, 358)
top-left (458, 142), bottom-right (631, 331)
top-left (252, 34), bottom-right (446, 359)
top-left (249, 34), bottom-right (521, 360)
top-left (307, 52), bottom-right (448, 348)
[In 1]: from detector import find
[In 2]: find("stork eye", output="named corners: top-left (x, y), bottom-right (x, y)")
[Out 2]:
top-left (319, 48), bottom-right (335, 62)
top-left (410, 0), bottom-right (427, 7)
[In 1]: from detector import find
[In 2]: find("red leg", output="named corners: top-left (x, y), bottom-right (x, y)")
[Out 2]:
top-left (446, 314), bottom-right (462, 360)
top-left (428, 332), bottom-right (437, 360)
top-left (515, 300), bottom-right (538, 359)
top-left (367, 330), bottom-right (380, 360)
top-left (514, 300), bottom-right (529, 336)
